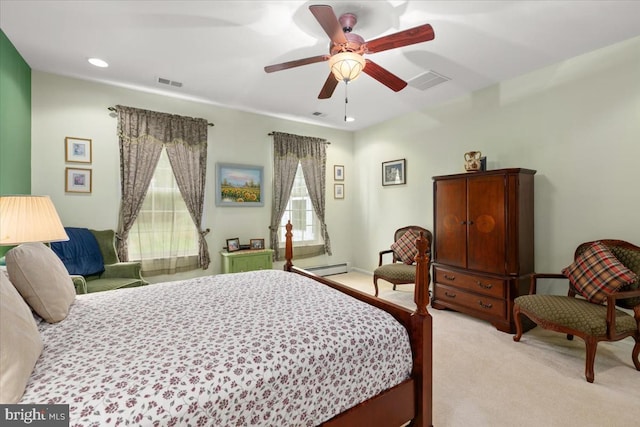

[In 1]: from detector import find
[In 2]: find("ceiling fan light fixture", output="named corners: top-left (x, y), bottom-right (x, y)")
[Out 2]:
top-left (329, 52), bottom-right (365, 82)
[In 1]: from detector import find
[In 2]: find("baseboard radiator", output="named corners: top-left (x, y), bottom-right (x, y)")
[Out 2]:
top-left (305, 263), bottom-right (348, 277)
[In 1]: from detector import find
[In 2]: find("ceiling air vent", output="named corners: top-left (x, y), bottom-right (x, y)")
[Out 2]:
top-left (157, 77), bottom-right (183, 88)
top-left (408, 70), bottom-right (450, 91)
top-left (311, 112), bottom-right (327, 118)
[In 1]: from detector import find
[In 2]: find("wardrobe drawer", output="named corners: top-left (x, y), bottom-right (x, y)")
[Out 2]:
top-left (433, 283), bottom-right (505, 318)
top-left (434, 267), bottom-right (505, 299)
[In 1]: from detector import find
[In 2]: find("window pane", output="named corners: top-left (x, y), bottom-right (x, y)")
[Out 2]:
top-left (128, 150), bottom-right (199, 260)
top-left (279, 164), bottom-right (320, 245)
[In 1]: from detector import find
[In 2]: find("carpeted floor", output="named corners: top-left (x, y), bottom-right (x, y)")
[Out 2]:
top-left (328, 271), bottom-right (639, 427)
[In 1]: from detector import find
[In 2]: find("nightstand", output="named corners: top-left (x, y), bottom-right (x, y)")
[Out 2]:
top-left (220, 249), bottom-right (274, 273)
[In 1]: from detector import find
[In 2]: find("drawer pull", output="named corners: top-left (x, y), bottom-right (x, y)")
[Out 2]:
top-left (478, 300), bottom-right (493, 309)
top-left (445, 291), bottom-right (457, 298)
top-left (476, 281), bottom-right (493, 289)
top-left (444, 274), bottom-right (456, 281)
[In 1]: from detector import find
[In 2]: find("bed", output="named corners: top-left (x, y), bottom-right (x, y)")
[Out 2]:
top-left (3, 222), bottom-right (433, 426)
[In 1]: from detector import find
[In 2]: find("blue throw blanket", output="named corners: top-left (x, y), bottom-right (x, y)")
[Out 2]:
top-left (51, 227), bottom-right (105, 276)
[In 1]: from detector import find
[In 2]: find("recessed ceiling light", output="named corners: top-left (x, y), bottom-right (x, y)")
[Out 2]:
top-left (345, 116), bottom-right (355, 122)
top-left (88, 58), bottom-right (109, 68)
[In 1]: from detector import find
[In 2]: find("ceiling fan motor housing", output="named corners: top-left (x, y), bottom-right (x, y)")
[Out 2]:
top-left (339, 13), bottom-right (357, 33)
top-left (330, 32), bottom-right (365, 55)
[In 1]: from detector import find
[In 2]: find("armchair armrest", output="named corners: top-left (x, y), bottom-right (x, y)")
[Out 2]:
top-left (102, 261), bottom-right (147, 284)
top-left (529, 272), bottom-right (567, 295)
top-left (378, 249), bottom-right (395, 267)
top-left (70, 275), bottom-right (88, 294)
top-left (604, 288), bottom-right (640, 339)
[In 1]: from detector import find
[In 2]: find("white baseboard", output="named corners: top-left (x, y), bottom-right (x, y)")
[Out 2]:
top-left (306, 263), bottom-right (348, 276)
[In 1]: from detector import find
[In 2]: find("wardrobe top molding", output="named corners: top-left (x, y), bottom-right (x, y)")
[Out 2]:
top-left (433, 168), bottom-right (537, 180)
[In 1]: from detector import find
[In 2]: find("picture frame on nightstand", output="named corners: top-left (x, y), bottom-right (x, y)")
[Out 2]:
top-left (226, 238), bottom-right (240, 252)
top-left (250, 239), bottom-right (265, 250)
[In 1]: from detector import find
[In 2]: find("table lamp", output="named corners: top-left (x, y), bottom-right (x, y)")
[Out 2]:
top-left (0, 196), bottom-right (69, 257)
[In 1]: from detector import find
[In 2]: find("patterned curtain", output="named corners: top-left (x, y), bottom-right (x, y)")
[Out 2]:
top-left (115, 105), bottom-right (210, 270)
top-left (165, 137), bottom-right (210, 270)
top-left (300, 144), bottom-right (332, 256)
top-left (270, 132), bottom-right (331, 260)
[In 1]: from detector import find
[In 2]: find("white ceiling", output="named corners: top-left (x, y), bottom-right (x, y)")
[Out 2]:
top-left (2, 1), bottom-right (640, 131)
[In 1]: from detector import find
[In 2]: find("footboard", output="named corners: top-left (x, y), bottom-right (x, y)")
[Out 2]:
top-left (284, 221), bottom-right (433, 427)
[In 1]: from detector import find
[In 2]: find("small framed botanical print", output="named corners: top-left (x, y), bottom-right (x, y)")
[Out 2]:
top-left (334, 183), bottom-right (344, 199)
top-left (65, 167), bottom-right (92, 193)
top-left (334, 165), bottom-right (344, 181)
top-left (65, 137), bottom-right (92, 163)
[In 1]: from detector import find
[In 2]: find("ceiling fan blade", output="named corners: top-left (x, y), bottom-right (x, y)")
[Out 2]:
top-left (318, 73), bottom-right (339, 99)
top-left (264, 55), bottom-right (330, 73)
top-left (309, 5), bottom-right (347, 45)
top-left (365, 24), bottom-right (435, 54)
top-left (363, 60), bottom-right (407, 92)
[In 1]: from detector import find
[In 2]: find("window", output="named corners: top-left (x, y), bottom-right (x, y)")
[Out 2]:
top-left (128, 149), bottom-right (199, 262)
top-left (279, 163), bottom-right (321, 245)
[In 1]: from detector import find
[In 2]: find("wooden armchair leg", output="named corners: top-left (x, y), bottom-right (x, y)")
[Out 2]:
top-left (512, 304), bottom-right (524, 342)
top-left (633, 337), bottom-right (640, 371)
top-left (584, 337), bottom-right (598, 383)
top-left (373, 276), bottom-right (380, 297)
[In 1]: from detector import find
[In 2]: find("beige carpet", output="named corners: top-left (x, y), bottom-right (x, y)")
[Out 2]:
top-left (329, 271), bottom-right (639, 427)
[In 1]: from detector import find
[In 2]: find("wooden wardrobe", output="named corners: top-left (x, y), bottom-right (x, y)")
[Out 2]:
top-left (431, 168), bottom-right (536, 333)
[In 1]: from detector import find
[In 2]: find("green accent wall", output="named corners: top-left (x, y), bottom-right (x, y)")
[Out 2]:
top-left (0, 29), bottom-right (31, 256)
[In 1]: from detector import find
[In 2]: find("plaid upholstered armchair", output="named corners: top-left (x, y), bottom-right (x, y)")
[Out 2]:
top-left (513, 239), bottom-right (640, 383)
top-left (373, 226), bottom-right (432, 297)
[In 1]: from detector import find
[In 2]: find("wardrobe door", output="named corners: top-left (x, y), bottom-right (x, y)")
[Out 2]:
top-left (467, 174), bottom-right (506, 274)
top-left (434, 178), bottom-right (467, 269)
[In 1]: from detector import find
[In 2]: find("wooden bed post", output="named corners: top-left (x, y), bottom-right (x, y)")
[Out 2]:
top-left (411, 231), bottom-right (433, 427)
top-left (284, 220), bottom-right (293, 272)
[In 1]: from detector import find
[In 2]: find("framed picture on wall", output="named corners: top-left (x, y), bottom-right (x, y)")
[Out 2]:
top-left (334, 165), bottom-right (344, 181)
top-left (65, 167), bottom-right (92, 193)
top-left (65, 137), bottom-right (92, 163)
top-left (216, 163), bottom-right (264, 207)
top-left (334, 183), bottom-right (344, 199)
top-left (382, 159), bottom-right (406, 186)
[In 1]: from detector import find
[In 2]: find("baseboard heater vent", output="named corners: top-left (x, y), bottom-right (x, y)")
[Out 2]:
top-left (306, 263), bottom-right (348, 277)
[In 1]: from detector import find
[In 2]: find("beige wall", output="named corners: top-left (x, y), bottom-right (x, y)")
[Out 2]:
top-left (30, 72), bottom-right (355, 277)
top-left (352, 35), bottom-right (640, 294)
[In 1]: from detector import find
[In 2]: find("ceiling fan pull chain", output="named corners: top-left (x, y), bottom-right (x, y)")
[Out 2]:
top-left (344, 81), bottom-right (349, 122)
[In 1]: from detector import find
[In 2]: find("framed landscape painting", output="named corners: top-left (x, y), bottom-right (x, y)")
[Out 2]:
top-left (216, 163), bottom-right (264, 207)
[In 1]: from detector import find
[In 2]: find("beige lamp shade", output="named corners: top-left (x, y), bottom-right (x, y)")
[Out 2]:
top-left (329, 52), bottom-right (366, 82)
top-left (0, 196), bottom-right (69, 245)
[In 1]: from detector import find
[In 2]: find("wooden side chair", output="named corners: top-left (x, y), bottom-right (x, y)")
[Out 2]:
top-left (513, 239), bottom-right (640, 383)
top-left (373, 226), bottom-right (432, 297)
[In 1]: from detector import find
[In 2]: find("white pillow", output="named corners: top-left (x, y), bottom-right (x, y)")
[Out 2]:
top-left (6, 242), bottom-right (76, 323)
top-left (0, 272), bottom-right (43, 403)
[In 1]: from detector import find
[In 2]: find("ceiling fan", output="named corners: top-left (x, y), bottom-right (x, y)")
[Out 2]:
top-left (264, 4), bottom-right (435, 99)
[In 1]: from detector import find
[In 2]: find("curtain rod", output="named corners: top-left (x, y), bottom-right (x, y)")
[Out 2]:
top-left (268, 132), bottom-right (330, 144)
top-left (108, 107), bottom-right (214, 126)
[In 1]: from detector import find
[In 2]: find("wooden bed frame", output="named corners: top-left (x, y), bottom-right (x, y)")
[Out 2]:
top-left (283, 222), bottom-right (433, 427)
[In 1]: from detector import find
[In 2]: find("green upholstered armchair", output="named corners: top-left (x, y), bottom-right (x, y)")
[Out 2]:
top-left (373, 226), bottom-right (432, 297)
top-left (513, 239), bottom-right (640, 383)
top-left (52, 228), bottom-right (148, 294)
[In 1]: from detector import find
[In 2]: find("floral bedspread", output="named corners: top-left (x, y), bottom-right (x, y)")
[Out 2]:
top-left (21, 270), bottom-right (412, 426)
